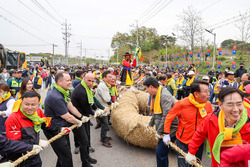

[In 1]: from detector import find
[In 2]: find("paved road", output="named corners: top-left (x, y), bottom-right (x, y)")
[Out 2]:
top-left (39, 89), bottom-right (211, 167)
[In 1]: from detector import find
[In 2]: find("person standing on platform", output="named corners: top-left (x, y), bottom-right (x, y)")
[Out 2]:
top-left (120, 52), bottom-right (137, 85)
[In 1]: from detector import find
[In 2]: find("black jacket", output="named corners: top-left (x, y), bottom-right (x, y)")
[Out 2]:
top-left (71, 84), bottom-right (97, 117)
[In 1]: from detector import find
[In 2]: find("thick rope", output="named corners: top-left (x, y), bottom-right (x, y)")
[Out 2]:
top-left (12, 107), bottom-right (110, 166)
top-left (167, 141), bottom-right (204, 167)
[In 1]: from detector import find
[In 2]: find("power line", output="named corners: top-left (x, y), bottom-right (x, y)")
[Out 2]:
top-left (0, 7), bottom-right (59, 41)
top-left (209, 13), bottom-right (250, 30)
top-left (207, 8), bottom-right (250, 30)
top-left (45, 0), bottom-right (64, 20)
top-left (30, 0), bottom-right (62, 24)
top-left (138, 0), bottom-right (164, 21)
top-left (140, 0), bottom-right (174, 25)
top-left (18, 0), bottom-right (60, 28)
top-left (198, 0), bottom-right (222, 13)
top-left (4, 44), bottom-right (50, 47)
top-left (0, 14), bottom-right (50, 44)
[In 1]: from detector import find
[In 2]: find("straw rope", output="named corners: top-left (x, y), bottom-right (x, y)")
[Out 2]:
top-left (12, 107), bottom-right (111, 166)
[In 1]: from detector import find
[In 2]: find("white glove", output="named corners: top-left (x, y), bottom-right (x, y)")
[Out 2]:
top-left (81, 116), bottom-right (89, 123)
top-left (185, 152), bottom-right (196, 165)
top-left (77, 120), bottom-right (83, 127)
top-left (61, 127), bottom-right (71, 135)
top-left (0, 111), bottom-right (3, 116)
top-left (39, 139), bottom-right (49, 149)
top-left (0, 162), bottom-right (14, 167)
top-left (94, 109), bottom-right (104, 118)
top-left (146, 125), bottom-right (151, 131)
top-left (102, 110), bottom-right (110, 116)
top-left (33, 145), bottom-right (43, 155)
top-left (114, 101), bottom-right (119, 106)
top-left (156, 133), bottom-right (161, 139)
top-left (163, 134), bottom-right (171, 145)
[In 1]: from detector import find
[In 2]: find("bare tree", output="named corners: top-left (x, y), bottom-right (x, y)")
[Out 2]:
top-left (235, 10), bottom-right (250, 55)
top-left (175, 6), bottom-right (204, 62)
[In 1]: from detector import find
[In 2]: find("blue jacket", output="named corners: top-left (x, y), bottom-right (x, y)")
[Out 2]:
top-left (72, 79), bottom-right (81, 88)
top-left (0, 134), bottom-right (33, 154)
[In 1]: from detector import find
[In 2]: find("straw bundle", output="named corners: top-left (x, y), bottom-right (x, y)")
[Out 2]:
top-left (111, 89), bottom-right (158, 148)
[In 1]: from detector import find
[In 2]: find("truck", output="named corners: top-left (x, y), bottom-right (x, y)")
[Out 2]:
top-left (0, 44), bottom-right (26, 71)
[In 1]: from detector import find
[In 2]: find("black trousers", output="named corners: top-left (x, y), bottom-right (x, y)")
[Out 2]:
top-left (43, 130), bottom-right (73, 167)
top-left (72, 122), bottom-right (91, 166)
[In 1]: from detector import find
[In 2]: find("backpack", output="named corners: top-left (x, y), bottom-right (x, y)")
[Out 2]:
top-left (33, 77), bottom-right (42, 89)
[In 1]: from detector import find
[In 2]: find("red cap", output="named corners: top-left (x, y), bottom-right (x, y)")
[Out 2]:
top-left (245, 84), bottom-right (250, 94)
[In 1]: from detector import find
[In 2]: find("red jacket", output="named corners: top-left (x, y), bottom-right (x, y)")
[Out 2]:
top-left (164, 97), bottom-right (213, 144)
top-left (188, 108), bottom-right (250, 167)
top-left (5, 108), bottom-right (47, 142)
top-left (122, 59), bottom-right (136, 68)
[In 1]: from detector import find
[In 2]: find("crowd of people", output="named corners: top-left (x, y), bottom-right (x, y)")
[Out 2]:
top-left (0, 52), bottom-right (250, 167)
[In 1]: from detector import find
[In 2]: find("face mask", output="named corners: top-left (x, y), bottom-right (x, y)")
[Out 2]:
top-left (37, 75), bottom-right (41, 78)
top-left (96, 75), bottom-right (100, 78)
top-left (189, 76), bottom-right (193, 79)
top-left (0, 93), bottom-right (3, 97)
top-left (51, 71), bottom-right (55, 74)
top-left (240, 66), bottom-right (244, 69)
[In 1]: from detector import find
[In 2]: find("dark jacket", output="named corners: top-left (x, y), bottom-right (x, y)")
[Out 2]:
top-left (72, 78), bottom-right (81, 88)
top-left (0, 134), bottom-right (33, 155)
top-left (71, 84), bottom-right (97, 116)
top-left (235, 67), bottom-right (247, 78)
top-left (45, 75), bottom-right (55, 88)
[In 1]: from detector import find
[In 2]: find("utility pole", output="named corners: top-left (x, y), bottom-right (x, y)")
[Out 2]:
top-left (77, 41), bottom-right (82, 65)
top-left (117, 49), bottom-right (118, 64)
top-left (136, 20), bottom-right (139, 47)
top-left (205, 29), bottom-right (216, 69)
top-left (52, 44), bottom-right (57, 66)
top-left (84, 48), bottom-right (87, 65)
top-left (62, 19), bottom-right (71, 65)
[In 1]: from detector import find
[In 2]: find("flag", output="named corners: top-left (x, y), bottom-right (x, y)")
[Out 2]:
top-left (207, 50), bottom-right (210, 57)
top-left (197, 51), bottom-right (200, 57)
top-left (177, 53), bottom-right (179, 59)
top-left (218, 48), bottom-right (222, 56)
top-left (197, 62), bottom-right (199, 68)
top-left (232, 46), bottom-right (237, 55)
top-left (232, 61), bottom-right (236, 69)
top-left (206, 62), bottom-right (210, 68)
top-left (22, 61), bottom-right (27, 69)
top-left (139, 55), bottom-right (145, 61)
top-left (218, 61), bottom-right (221, 69)
top-left (190, 52), bottom-right (193, 58)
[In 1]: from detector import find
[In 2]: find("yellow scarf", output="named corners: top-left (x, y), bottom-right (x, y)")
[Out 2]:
top-left (176, 77), bottom-right (184, 86)
top-left (150, 85), bottom-right (162, 115)
top-left (228, 79), bottom-right (235, 83)
top-left (186, 76), bottom-right (195, 86)
top-left (218, 109), bottom-right (243, 147)
top-left (0, 92), bottom-right (11, 104)
top-left (243, 99), bottom-right (250, 109)
top-left (239, 84), bottom-right (245, 93)
top-left (188, 94), bottom-right (207, 117)
top-left (165, 78), bottom-right (171, 86)
top-left (213, 81), bottom-right (219, 94)
top-left (37, 77), bottom-right (42, 85)
top-left (114, 86), bottom-right (118, 96)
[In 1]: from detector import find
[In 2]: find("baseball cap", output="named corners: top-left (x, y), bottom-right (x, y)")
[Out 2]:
top-left (188, 71), bottom-right (195, 75)
top-left (202, 75), bottom-right (210, 80)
